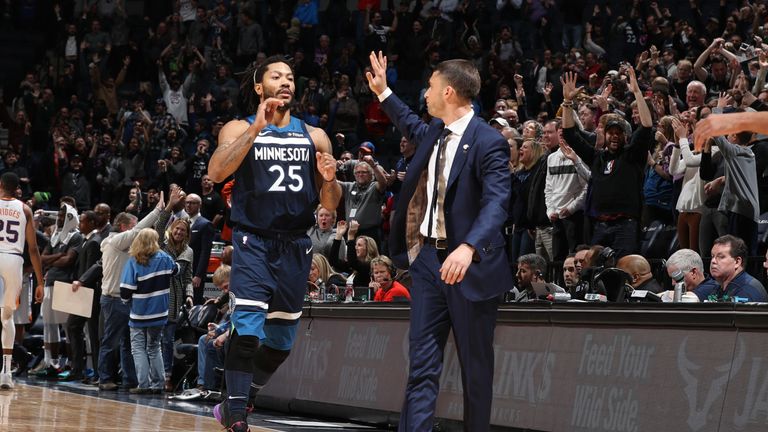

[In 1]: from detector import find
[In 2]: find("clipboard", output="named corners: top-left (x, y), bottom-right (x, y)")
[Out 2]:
top-left (52, 281), bottom-right (94, 318)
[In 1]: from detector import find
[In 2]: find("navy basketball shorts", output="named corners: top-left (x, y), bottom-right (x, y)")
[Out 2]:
top-left (229, 229), bottom-right (312, 351)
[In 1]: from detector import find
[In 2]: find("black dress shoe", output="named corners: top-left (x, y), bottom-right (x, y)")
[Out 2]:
top-left (99, 382), bottom-right (118, 391)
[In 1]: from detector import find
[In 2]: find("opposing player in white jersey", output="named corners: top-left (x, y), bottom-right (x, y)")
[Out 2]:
top-left (0, 172), bottom-right (44, 389)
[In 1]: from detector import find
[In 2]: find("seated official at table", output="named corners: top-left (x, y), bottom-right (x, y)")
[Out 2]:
top-left (664, 248), bottom-right (719, 302)
top-left (708, 235), bottom-right (768, 302)
top-left (369, 256), bottom-right (410, 302)
top-left (616, 255), bottom-right (663, 293)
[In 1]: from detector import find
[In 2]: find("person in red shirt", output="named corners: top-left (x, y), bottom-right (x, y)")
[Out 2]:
top-left (370, 256), bottom-right (410, 302)
top-left (219, 179), bottom-right (235, 243)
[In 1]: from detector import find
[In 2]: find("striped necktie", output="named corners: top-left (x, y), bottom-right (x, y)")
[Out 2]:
top-left (427, 128), bottom-right (451, 239)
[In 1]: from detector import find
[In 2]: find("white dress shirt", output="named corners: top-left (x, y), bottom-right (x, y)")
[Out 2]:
top-left (378, 87), bottom-right (475, 237)
top-left (418, 110), bottom-right (474, 238)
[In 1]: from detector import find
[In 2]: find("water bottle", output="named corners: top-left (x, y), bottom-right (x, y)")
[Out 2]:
top-left (673, 281), bottom-right (684, 303)
top-left (345, 275), bottom-right (354, 303)
top-left (670, 268), bottom-right (684, 303)
top-left (317, 278), bottom-right (326, 302)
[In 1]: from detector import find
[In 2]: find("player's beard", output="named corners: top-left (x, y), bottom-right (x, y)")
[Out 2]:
top-left (265, 87), bottom-right (295, 113)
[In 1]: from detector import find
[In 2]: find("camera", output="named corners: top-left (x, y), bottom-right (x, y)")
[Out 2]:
top-left (740, 43), bottom-right (756, 59)
top-left (35, 210), bottom-right (58, 221)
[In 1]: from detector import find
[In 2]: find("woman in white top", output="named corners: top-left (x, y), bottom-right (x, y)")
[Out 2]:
top-left (668, 117), bottom-right (709, 253)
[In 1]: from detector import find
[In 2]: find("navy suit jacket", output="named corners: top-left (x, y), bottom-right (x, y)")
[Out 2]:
top-left (190, 215), bottom-right (215, 279)
top-left (382, 93), bottom-right (513, 301)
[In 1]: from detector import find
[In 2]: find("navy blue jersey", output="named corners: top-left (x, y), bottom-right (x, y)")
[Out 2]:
top-left (231, 116), bottom-right (319, 231)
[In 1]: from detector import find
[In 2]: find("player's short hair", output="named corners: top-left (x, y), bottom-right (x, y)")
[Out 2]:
top-left (0, 172), bottom-right (19, 194)
top-left (240, 55), bottom-right (293, 112)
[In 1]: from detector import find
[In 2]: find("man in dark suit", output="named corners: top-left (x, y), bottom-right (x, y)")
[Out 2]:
top-left (66, 211), bottom-right (104, 382)
top-left (367, 51), bottom-right (513, 432)
top-left (185, 193), bottom-right (214, 304)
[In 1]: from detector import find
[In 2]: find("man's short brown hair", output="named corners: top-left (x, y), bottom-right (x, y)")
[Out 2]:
top-left (435, 59), bottom-right (481, 102)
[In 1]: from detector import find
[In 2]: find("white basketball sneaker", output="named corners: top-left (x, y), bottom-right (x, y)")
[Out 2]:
top-left (0, 373), bottom-right (13, 390)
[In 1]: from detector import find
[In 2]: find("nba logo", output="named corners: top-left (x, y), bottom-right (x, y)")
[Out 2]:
top-left (604, 160), bottom-right (615, 175)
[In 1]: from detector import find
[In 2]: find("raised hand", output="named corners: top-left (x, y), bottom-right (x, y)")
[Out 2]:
top-left (716, 91), bottom-right (733, 109)
top-left (168, 185), bottom-right (185, 208)
top-left (649, 45), bottom-right (660, 66)
top-left (542, 82), bottom-right (554, 101)
top-left (513, 74), bottom-right (524, 88)
top-left (336, 220), bottom-right (348, 237)
top-left (594, 83), bottom-right (612, 111)
top-left (627, 65), bottom-right (640, 94)
top-left (366, 51), bottom-right (388, 96)
top-left (560, 71), bottom-right (583, 101)
top-left (671, 117), bottom-right (689, 141)
top-left (651, 96), bottom-right (666, 118)
top-left (349, 219), bottom-right (360, 233)
top-left (638, 50), bottom-right (649, 66)
top-left (253, 97), bottom-right (285, 131)
top-left (559, 141), bottom-right (580, 163)
top-left (595, 126), bottom-right (605, 150)
top-left (693, 115), bottom-right (737, 150)
top-left (759, 48), bottom-right (768, 70)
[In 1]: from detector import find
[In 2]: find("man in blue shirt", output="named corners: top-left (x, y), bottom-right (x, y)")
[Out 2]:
top-left (709, 235), bottom-right (768, 302)
top-left (666, 248), bottom-right (720, 301)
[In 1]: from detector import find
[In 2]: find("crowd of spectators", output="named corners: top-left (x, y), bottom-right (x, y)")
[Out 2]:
top-left (5, 0), bottom-right (768, 394)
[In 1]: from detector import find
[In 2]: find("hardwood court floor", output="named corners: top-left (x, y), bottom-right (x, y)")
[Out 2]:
top-left (1, 380), bottom-right (388, 432)
top-left (0, 383), bottom-right (276, 432)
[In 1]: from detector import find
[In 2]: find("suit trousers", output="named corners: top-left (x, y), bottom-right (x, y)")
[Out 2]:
top-left (66, 290), bottom-right (101, 378)
top-left (399, 244), bottom-right (500, 432)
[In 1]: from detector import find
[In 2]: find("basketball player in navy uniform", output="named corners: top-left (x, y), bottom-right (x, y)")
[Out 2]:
top-left (0, 172), bottom-right (44, 389)
top-left (207, 57), bottom-right (341, 431)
